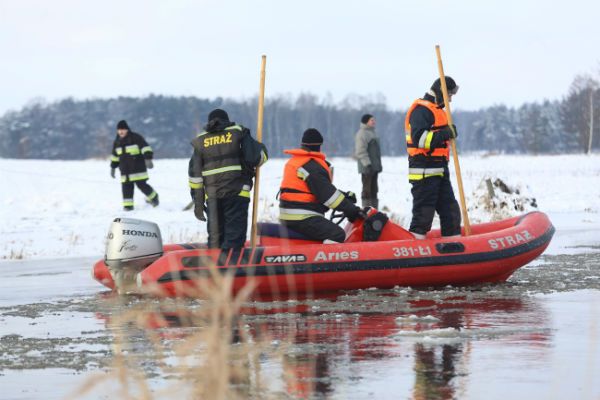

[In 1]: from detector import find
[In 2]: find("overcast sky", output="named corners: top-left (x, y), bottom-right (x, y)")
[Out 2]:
top-left (1, 0), bottom-right (599, 115)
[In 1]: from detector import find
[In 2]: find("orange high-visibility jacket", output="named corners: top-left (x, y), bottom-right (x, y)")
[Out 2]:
top-left (405, 99), bottom-right (450, 160)
top-left (279, 149), bottom-right (332, 204)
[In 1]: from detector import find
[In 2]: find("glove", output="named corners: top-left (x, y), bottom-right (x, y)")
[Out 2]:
top-left (192, 189), bottom-right (206, 221)
top-left (449, 124), bottom-right (458, 139)
top-left (345, 191), bottom-right (357, 204)
top-left (194, 201), bottom-right (206, 221)
top-left (434, 125), bottom-right (456, 144)
top-left (145, 159), bottom-right (154, 169)
top-left (110, 168), bottom-right (116, 179)
top-left (440, 124), bottom-right (458, 139)
top-left (363, 165), bottom-right (373, 175)
top-left (344, 205), bottom-right (366, 223)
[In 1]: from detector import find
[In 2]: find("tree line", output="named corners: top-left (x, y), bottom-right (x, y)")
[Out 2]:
top-left (0, 74), bottom-right (598, 160)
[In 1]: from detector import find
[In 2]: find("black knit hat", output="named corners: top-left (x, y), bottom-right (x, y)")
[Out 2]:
top-left (208, 108), bottom-right (229, 122)
top-left (361, 114), bottom-right (373, 124)
top-left (431, 76), bottom-right (459, 95)
top-left (301, 128), bottom-right (323, 151)
top-left (116, 120), bottom-right (130, 130)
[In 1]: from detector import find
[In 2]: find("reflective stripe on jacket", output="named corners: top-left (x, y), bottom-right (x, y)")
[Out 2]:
top-left (121, 171), bottom-right (149, 182)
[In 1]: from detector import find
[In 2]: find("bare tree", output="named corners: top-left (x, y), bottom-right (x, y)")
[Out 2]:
top-left (561, 74), bottom-right (599, 153)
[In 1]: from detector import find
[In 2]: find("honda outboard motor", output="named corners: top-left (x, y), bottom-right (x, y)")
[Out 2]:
top-left (105, 218), bottom-right (163, 293)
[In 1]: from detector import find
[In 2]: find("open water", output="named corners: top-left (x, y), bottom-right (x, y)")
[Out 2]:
top-left (0, 248), bottom-right (599, 399)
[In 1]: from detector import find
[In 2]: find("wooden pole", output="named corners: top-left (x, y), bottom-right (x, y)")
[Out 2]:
top-left (250, 55), bottom-right (267, 247)
top-left (435, 45), bottom-right (471, 235)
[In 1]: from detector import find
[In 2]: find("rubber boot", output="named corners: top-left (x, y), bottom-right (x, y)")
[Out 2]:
top-left (410, 231), bottom-right (426, 240)
top-left (146, 193), bottom-right (159, 207)
top-left (123, 206), bottom-right (134, 211)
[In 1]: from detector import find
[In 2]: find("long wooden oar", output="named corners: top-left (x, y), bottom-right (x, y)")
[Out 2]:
top-left (250, 55), bottom-right (267, 247)
top-left (435, 45), bottom-right (471, 235)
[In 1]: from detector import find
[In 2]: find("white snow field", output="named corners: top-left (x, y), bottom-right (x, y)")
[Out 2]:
top-left (1, 154), bottom-right (599, 260)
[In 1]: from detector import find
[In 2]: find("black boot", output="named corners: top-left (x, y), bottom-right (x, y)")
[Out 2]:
top-left (150, 194), bottom-right (159, 207)
top-left (123, 206), bottom-right (134, 211)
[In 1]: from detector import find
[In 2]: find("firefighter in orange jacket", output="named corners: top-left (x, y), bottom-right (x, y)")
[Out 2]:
top-left (279, 128), bottom-right (363, 243)
top-left (405, 77), bottom-right (461, 239)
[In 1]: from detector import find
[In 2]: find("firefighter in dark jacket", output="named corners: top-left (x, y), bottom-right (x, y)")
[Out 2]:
top-left (189, 109), bottom-right (268, 249)
top-left (405, 77), bottom-right (461, 239)
top-left (279, 128), bottom-right (364, 243)
top-left (110, 120), bottom-right (159, 210)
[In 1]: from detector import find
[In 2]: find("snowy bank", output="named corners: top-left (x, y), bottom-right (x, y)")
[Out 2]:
top-left (1, 154), bottom-right (600, 260)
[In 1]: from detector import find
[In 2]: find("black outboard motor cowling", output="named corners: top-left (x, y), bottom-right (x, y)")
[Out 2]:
top-left (363, 212), bottom-right (389, 242)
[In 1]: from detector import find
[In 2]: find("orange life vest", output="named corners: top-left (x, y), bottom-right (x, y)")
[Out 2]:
top-left (280, 149), bottom-right (332, 204)
top-left (405, 99), bottom-right (450, 160)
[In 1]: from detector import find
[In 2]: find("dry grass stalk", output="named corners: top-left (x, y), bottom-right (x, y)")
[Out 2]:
top-left (69, 258), bottom-right (293, 400)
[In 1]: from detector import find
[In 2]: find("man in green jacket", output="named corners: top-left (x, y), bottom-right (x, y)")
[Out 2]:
top-left (354, 114), bottom-right (382, 209)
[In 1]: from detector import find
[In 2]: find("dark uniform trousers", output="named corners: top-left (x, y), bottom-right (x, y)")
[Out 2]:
top-left (409, 174), bottom-right (461, 236)
top-left (122, 180), bottom-right (156, 203)
top-left (361, 173), bottom-right (379, 207)
top-left (206, 196), bottom-right (250, 249)
top-left (282, 216), bottom-right (346, 243)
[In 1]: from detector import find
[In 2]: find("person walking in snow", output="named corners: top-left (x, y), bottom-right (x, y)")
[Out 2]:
top-left (110, 120), bottom-right (159, 210)
top-left (188, 109), bottom-right (268, 249)
top-left (354, 113), bottom-right (382, 209)
top-left (405, 77), bottom-right (461, 238)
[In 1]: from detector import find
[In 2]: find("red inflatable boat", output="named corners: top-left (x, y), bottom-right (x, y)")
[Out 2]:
top-left (93, 209), bottom-right (554, 297)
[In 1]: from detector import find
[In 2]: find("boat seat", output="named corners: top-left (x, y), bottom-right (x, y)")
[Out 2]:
top-left (257, 222), bottom-right (314, 241)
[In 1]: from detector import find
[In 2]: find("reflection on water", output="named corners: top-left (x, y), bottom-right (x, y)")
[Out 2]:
top-left (107, 288), bottom-right (551, 399)
top-left (253, 292), bottom-right (550, 400)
